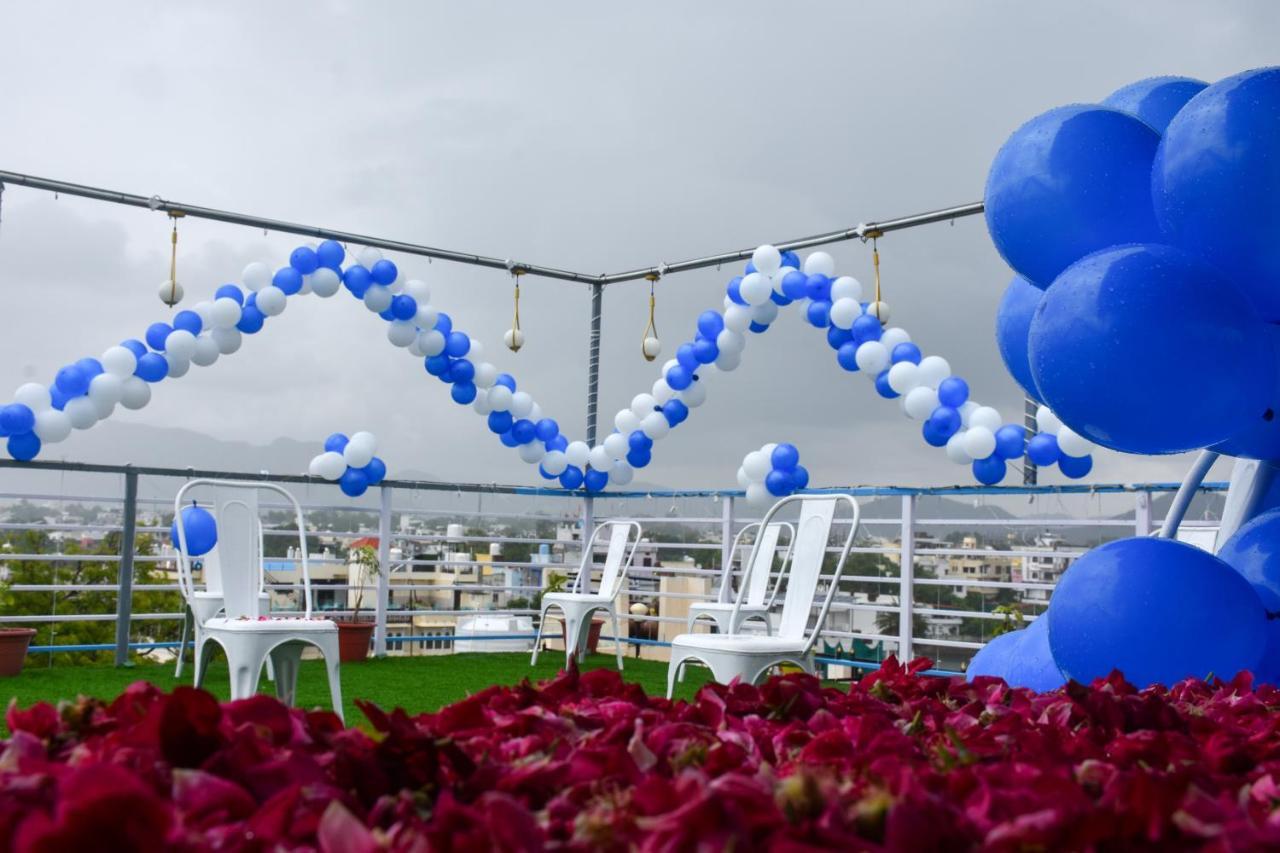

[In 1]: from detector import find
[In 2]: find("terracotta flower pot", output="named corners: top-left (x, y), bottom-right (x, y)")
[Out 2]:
top-left (337, 621), bottom-right (375, 662)
top-left (586, 618), bottom-right (604, 654)
top-left (0, 628), bottom-right (36, 677)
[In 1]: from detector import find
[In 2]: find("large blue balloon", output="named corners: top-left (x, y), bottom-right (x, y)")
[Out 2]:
top-left (1217, 508), bottom-right (1280, 684)
top-left (965, 629), bottom-right (1021, 682)
top-left (994, 276), bottom-right (1043, 403)
top-left (1212, 328), bottom-right (1280, 460)
top-left (1047, 537), bottom-right (1266, 687)
top-left (324, 433), bottom-right (349, 453)
top-left (1002, 617), bottom-right (1066, 692)
top-left (985, 105), bottom-right (1162, 288)
top-left (171, 504), bottom-right (218, 557)
top-left (0, 404), bottom-right (34, 435)
top-left (1101, 76), bottom-right (1207, 134)
top-left (1029, 244), bottom-right (1274, 454)
top-left (1152, 67), bottom-right (1280, 320)
top-left (6, 432), bottom-right (40, 462)
top-left (339, 467), bottom-right (369, 497)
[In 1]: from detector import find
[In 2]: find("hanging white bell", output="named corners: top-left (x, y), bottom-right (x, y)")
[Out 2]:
top-left (866, 301), bottom-right (891, 324)
top-left (504, 327), bottom-right (525, 352)
top-left (159, 279), bottom-right (183, 307)
top-left (642, 336), bottom-right (662, 361)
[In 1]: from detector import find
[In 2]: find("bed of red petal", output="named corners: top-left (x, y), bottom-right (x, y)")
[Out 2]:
top-left (5, 657), bottom-right (1280, 851)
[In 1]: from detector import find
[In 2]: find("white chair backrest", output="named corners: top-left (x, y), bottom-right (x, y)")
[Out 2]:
top-left (572, 520), bottom-right (642, 599)
top-left (744, 522), bottom-right (789, 607)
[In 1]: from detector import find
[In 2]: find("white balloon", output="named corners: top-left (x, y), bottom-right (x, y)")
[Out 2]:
top-left (311, 451), bottom-right (347, 481)
top-left (191, 336), bottom-right (220, 367)
top-left (662, 358), bottom-right (680, 373)
top-left (802, 251), bottom-right (835, 277)
top-left (472, 393), bottom-right (493, 416)
top-left (743, 451), bottom-right (771, 481)
top-left (631, 393), bottom-right (657, 419)
top-left (887, 362), bottom-right (921, 394)
top-left (736, 466), bottom-right (751, 489)
top-left (418, 329), bottom-right (446, 357)
top-left (588, 445), bottom-right (612, 471)
top-left (488, 385), bottom-right (513, 412)
top-left (158, 280), bottom-right (184, 305)
top-left (164, 329), bottom-right (197, 361)
top-left (528, 402), bottom-right (543, 422)
top-left (510, 391), bottom-right (534, 419)
top-left (100, 347), bottom-right (137, 378)
top-left (344, 432), bottom-right (378, 468)
top-left (212, 326), bottom-right (242, 355)
top-left (1036, 406), bottom-right (1063, 435)
top-left (761, 442), bottom-right (778, 457)
top-left (504, 328), bottom-right (525, 350)
top-left (959, 401), bottom-right (980, 427)
top-left (945, 431), bottom-right (973, 463)
top-left (879, 327), bottom-right (911, 353)
top-left (1057, 426), bottom-right (1094, 458)
top-left (716, 329), bottom-right (745, 354)
top-left (416, 303), bottom-right (439, 330)
top-left (745, 482), bottom-right (770, 505)
top-left (166, 355), bottom-right (190, 378)
top-left (255, 285), bottom-right (287, 317)
top-left (963, 426), bottom-right (997, 460)
top-left (387, 321), bottom-right (417, 347)
top-left (519, 442), bottom-right (545, 464)
top-left (752, 244), bottom-right (782, 275)
top-left (603, 432), bottom-right (629, 460)
top-left (209, 297), bottom-right (242, 329)
top-left (565, 441), bottom-right (590, 468)
top-left (474, 362), bottom-right (497, 389)
top-left (855, 341), bottom-right (889, 374)
top-left (642, 336), bottom-right (662, 359)
top-left (723, 304), bottom-right (752, 333)
top-left (829, 298), bottom-right (862, 329)
top-left (969, 406), bottom-right (1002, 432)
top-left (651, 379), bottom-right (675, 405)
top-left (403, 279), bottom-right (430, 303)
top-left (242, 261), bottom-right (272, 291)
top-left (34, 408), bottom-right (71, 443)
top-left (407, 337), bottom-right (426, 357)
top-left (750, 300), bottom-right (778, 325)
top-left (610, 460), bottom-right (634, 486)
top-left (192, 301), bottom-right (214, 329)
top-left (615, 409), bottom-right (642, 434)
top-left (865, 301), bottom-right (891, 323)
top-left (64, 396), bottom-right (98, 430)
top-left (641, 411), bottom-right (670, 440)
top-left (297, 274), bottom-right (313, 296)
top-left (357, 247), bottom-right (383, 268)
top-left (14, 383), bottom-right (52, 411)
top-left (715, 348), bottom-right (742, 371)
top-left (363, 285), bottom-right (392, 313)
top-left (903, 386), bottom-right (940, 420)
top-left (542, 450), bottom-right (569, 476)
top-left (739, 273), bottom-right (772, 306)
top-left (916, 356), bottom-right (951, 389)
top-left (680, 380), bottom-right (707, 408)
top-left (119, 377), bottom-right (152, 410)
top-left (88, 373), bottom-right (123, 411)
top-left (311, 267), bottom-right (342, 298)
top-left (830, 276), bottom-right (863, 303)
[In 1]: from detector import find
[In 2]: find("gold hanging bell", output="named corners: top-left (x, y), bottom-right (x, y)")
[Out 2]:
top-left (641, 273), bottom-right (661, 361)
top-left (159, 210), bottom-right (186, 307)
top-left (504, 267), bottom-right (526, 352)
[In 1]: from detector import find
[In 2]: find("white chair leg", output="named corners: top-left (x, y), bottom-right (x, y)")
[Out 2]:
top-left (564, 611), bottom-right (586, 668)
top-left (224, 643), bottom-right (267, 702)
top-left (530, 602), bottom-right (552, 666)
top-left (324, 648), bottom-right (344, 723)
top-left (666, 651), bottom-right (686, 699)
top-left (713, 611), bottom-right (732, 635)
top-left (175, 608), bottom-right (191, 678)
top-left (609, 606), bottom-right (623, 671)
top-left (193, 635), bottom-right (215, 691)
top-left (268, 643), bottom-right (303, 707)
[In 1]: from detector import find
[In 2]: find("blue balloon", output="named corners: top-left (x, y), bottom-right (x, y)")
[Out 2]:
top-left (851, 314), bottom-right (882, 345)
top-left (499, 429), bottom-right (521, 448)
top-left (662, 399), bottom-right (688, 426)
top-left (1025, 433), bottom-right (1061, 467)
top-left (273, 267), bottom-right (303, 295)
top-left (628, 430), bottom-right (653, 453)
top-left (748, 321), bottom-right (769, 334)
top-left (448, 358), bottom-right (475, 384)
top-left (765, 469), bottom-right (794, 497)
top-left (1003, 617), bottom-right (1067, 692)
top-left (173, 310), bottom-right (202, 335)
top-left (49, 386), bottom-right (69, 411)
top-left (692, 337), bottom-right (718, 365)
top-left (972, 455), bottom-right (1006, 485)
top-left (666, 365), bottom-right (692, 391)
top-left (371, 259), bottom-right (399, 286)
top-left (451, 381), bottom-right (477, 405)
top-left (390, 294), bottom-right (417, 321)
top-left (583, 469), bottom-right (609, 493)
top-left (1153, 68), bottom-right (1280, 320)
top-left (316, 240), bottom-right (345, 270)
top-left (170, 504), bottom-right (218, 556)
top-left (538, 464), bottom-right (559, 481)
top-left (806, 300), bottom-right (831, 328)
top-left (512, 419), bottom-right (536, 444)
top-left (874, 370), bottom-right (898, 399)
top-left (791, 465), bottom-right (809, 490)
top-left (1217, 508), bottom-right (1280, 683)
top-left (121, 339), bottom-right (148, 359)
top-left (626, 448), bottom-right (651, 469)
top-left (771, 443), bottom-right (799, 471)
top-left (995, 276), bottom-right (1043, 403)
top-left (289, 246), bottom-right (320, 274)
top-left (985, 105), bottom-right (1162, 288)
top-left (1102, 75), bottom-right (1207, 135)
top-left (6, 432), bottom-right (39, 462)
top-left (424, 354), bottom-right (451, 377)
top-left (1029, 244), bottom-right (1273, 454)
top-left (1058, 453), bottom-right (1093, 479)
top-left (323, 433), bottom-right (349, 453)
top-left (145, 322), bottom-right (173, 351)
top-left (236, 305), bottom-right (265, 334)
top-left (725, 276), bottom-right (747, 306)
top-left (493, 373), bottom-right (516, 391)
top-left (770, 290), bottom-right (792, 307)
top-left (378, 307), bottom-right (397, 322)
top-left (937, 377), bottom-right (969, 409)
top-left (535, 419), bottom-right (559, 442)
top-left (836, 342), bottom-right (860, 372)
top-left (1212, 329), bottom-right (1280, 461)
top-left (780, 250), bottom-right (800, 270)
top-left (780, 270), bottom-right (808, 301)
top-left (214, 284), bottom-right (245, 305)
top-left (922, 419), bottom-right (950, 448)
top-left (965, 630), bottom-right (1021, 682)
top-left (339, 467), bottom-right (369, 498)
top-left (559, 466), bottom-right (584, 490)
top-left (343, 266), bottom-right (372, 297)
top-left (545, 434), bottom-right (568, 452)
top-left (743, 260), bottom-right (757, 274)
top-left (488, 410), bottom-right (513, 434)
top-left (994, 424), bottom-right (1026, 461)
top-left (676, 343), bottom-right (698, 372)
top-left (826, 326), bottom-right (853, 350)
top-left (434, 312), bottom-right (453, 337)
top-left (890, 342), bottom-right (921, 365)
top-left (926, 406), bottom-right (961, 440)
top-left (134, 353), bottom-right (168, 383)
top-left (0, 404), bottom-right (34, 435)
top-left (54, 365), bottom-right (89, 397)
top-left (805, 274), bottom-right (831, 302)
top-left (362, 457), bottom-right (387, 486)
top-left (1048, 537), bottom-right (1266, 687)
top-left (245, 292), bottom-right (257, 308)
top-left (697, 311), bottom-right (724, 339)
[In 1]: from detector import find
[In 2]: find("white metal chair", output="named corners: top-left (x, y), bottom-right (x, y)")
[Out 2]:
top-left (174, 479), bottom-right (343, 721)
top-left (666, 494), bottom-right (860, 697)
top-left (531, 519), bottom-right (642, 671)
top-left (686, 520), bottom-right (794, 636)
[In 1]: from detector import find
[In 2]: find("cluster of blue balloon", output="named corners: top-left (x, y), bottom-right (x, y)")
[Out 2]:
top-left (308, 432), bottom-right (386, 498)
top-left (989, 69), bottom-right (1280, 459)
top-left (735, 442), bottom-right (810, 505)
top-left (170, 503), bottom-right (218, 558)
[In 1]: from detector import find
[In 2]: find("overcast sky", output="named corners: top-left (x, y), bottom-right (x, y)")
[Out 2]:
top-left (0, 1), bottom-right (1275, 490)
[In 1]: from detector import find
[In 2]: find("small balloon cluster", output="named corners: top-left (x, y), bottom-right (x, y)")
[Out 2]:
top-left (736, 442), bottom-right (809, 506)
top-left (308, 432), bottom-right (386, 498)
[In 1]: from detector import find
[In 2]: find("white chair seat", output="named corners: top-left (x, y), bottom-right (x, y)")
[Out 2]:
top-left (542, 592), bottom-right (612, 606)
top-left (690, 602), bottom-right (768, 613)
top-left (206, 616), bottom-right (337, 633)
top-left (671, 634), bottom-right (804, 655)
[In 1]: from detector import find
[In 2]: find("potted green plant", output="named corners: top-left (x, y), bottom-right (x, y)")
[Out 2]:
top-left (338, 544), bottom-right (380, 662)
top-left (537, 570), bottom-right (604, 655)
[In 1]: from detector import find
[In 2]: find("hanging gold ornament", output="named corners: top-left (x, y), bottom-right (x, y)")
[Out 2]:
top-left (641, 273), bottom-right (661, 361)
top-left (866, 232), bottom-right (891, 324)
top-left (159, 210), bottom-right (185, 307)
top-left (504, 266), bottom-right (526, 352)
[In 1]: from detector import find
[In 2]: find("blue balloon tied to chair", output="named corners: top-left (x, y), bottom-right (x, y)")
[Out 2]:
top-left (171, 504), bottom-right (218, 557)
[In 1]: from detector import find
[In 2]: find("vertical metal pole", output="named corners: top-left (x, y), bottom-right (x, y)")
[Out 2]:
top-left (1022, 396), bottom-right (1038, 486)
top-left (1134, 491), bottom-right (1153, 537)
top-left (374, 485), bottom-right (392, 657)
top-left (113, 469), bottom-right (138, 667)
top-left (586, 283), bottom-right (603, 447)
top-left (720, 496), bottom-right (735, 578)
top-left (898, 494), bottom-right (915, 663)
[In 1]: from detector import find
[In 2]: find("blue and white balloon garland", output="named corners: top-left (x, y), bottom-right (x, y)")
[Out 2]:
top-left (736, 442), bottom-right (809, 505)
top-left (308, 431), bottom-right (387, 497)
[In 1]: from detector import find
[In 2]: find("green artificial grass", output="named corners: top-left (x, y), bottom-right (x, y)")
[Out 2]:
top-left (1, 651), bottom-right (715, 734)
